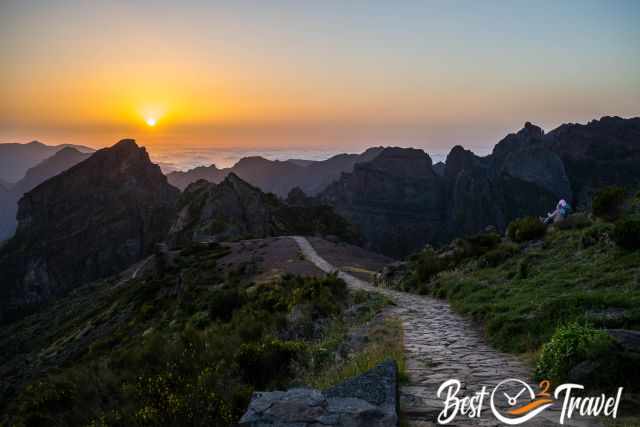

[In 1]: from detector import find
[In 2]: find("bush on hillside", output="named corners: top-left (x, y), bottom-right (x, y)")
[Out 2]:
top-left (414, 247), bottom-right (448, 283)
top-left (464, 232), bottom-right (502, 255)
top-left (592, 186), bottom-right (626, 221)
top-left (581, 222), bottom-right (614, 248)
top-left (554, 213), bottom-right (592, 230)
top-left (612, 215), bottom-right (640, 250)
top-left (507, 217), bottom-right (546, 242)
top-left (482, 242), bottom-right (519, 267)
top-left (235, 339), bottom-right (307, 388)
top-left (534, 323), bottom-right (612, 383)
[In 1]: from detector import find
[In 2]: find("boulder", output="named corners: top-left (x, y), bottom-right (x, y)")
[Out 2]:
top-left (240, 360), bottom-right (398, 427)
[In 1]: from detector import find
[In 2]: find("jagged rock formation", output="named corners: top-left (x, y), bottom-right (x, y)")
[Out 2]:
top-left (0, 186), bottom-right (13, 242)
top-left (240, 360), bottom-right (397, 427)
top-left (166, 147), bottom-right (385, 196)
top-left (168, 173), bottom-right (358, 247)
top-left (0, 147), bottom-right (92, 240)
top-left (321, 117), bottom-right (639, 257)
top-left (545, 116), bottom-right (640, 207)
top-left (0, 139), bottom-right (179, 323)
top-left (322, 148), bottom-right (446, 257)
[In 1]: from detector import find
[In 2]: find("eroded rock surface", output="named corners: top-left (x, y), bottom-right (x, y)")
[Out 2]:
top-left (240, 361), bottom-right (398, 427)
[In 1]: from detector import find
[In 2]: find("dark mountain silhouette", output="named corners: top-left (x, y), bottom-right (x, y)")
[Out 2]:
top-left (0, 139), bottom-right (179, 323)
top-left (0, 147), bottom-right (92, 241)
top-left (286, 159), bottom-right (317, 167)
top-left (0, 141), bottom-right (94, 183)
top-left (166, 147), bottom-right (385, 196)
top-left (168, 173), bottom-right (358, 247)
top-left (321, 116), bottom-right (639, 257)
top-left (0, 186), bottom-right (12, 243)
top-left (164, 164), bottom-right (226, 190)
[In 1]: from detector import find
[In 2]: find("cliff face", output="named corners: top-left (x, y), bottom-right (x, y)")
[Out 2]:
top-left (545, 116), bottom-right (640, 207)
top-left (169, 173), bottom-right (358, 247)
top-left (322, 148), bottom-right (446, 257)
top-left (0, 147), bottom-right (92, 240)
top-left (320, 117), bottom-right (639, 257)
top-left (0, 139), bottom-right (179, 322)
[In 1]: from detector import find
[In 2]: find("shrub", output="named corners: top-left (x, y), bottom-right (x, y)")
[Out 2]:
top-left (507, 217), bottom-right (546, 242)
top-left (190, 311), bottom-right (210, 329)
top-left (592, 186), bottom-right (626, 220)
top-left (483, 242), bottom-right (519, 267)
top-left (554, 213), bottom-right (592, 230)
top-left (534, 323), bottom-right (612, 383)
top-left (581, 222), bottom-right (614, 248)
top-left (209, 287), bottom-right (243, 322)
top-left (612, 215), bottom-right (640, 250)
top-left (414, 247), bottom-right (447, 283)
top-left (236, 339), bottom-right (306, 388)
top-left (464, 232), bottom-right (502, 256)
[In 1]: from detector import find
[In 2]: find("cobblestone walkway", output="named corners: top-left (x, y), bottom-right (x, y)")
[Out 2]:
top-left (291, 236), bottom-right (601, 427)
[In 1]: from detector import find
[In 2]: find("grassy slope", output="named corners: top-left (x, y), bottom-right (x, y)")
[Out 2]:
top-left (0, 242), bottom-right (400, 427)
top-left (429, 225), bottom-right (640, 354)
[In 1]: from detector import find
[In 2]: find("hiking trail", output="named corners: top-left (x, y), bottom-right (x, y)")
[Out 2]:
top-left (290, 236), bottom-right (600, 427)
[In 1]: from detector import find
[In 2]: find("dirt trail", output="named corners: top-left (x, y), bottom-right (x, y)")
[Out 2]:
top-left (291, 236), bottom-right (600, 427)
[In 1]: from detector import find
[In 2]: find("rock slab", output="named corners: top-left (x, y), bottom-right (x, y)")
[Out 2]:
top-left (239, 360), bottom-right (398, 427)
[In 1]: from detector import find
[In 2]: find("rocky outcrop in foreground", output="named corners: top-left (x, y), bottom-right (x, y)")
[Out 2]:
top-left (0, 139), bottom-right (179, 323)
top-left (240, 360), bottom-right (397, 427)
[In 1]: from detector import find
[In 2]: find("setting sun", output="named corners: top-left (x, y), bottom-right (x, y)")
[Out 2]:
top-left (145, 117), bottom-right (157, 127)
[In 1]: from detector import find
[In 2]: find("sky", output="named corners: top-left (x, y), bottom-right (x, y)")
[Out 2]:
top-left (1, 0), bottom-right (639, 169)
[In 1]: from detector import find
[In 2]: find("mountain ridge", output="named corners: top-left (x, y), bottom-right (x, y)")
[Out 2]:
top-left (0, 139), bottom-right (179, 323)
top-left (320, 116), bottom-right (640, 257)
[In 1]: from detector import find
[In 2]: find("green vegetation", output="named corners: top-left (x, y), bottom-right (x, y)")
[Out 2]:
top-left (303, 317), bottom-right (407, 389)
top-left (392, 213), bottom-right (640, 388)
top-left (613, 215), bottom-right (640, 250)
top-left (507, 216), bottom-right (546, 242)
top-left (2, 243), bottom-right (391, 427)
top-left (593, 186), bottom-right (626, 220)
top-left (534, 322), bottom-right (612, 383)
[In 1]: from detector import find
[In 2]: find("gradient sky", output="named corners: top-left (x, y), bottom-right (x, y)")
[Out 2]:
top-left (1, 0), bottom-right (639, 167)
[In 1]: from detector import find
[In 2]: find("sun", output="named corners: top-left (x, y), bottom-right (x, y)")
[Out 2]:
top-left (146, 117), bottom-right (157, 127)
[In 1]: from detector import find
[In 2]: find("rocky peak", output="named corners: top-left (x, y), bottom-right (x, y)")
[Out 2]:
top-left (361, 147), bottom-right (435, 179)
top-left (492, 121), bottom-right (544, 158)
top-left (444, 145), bottom-right (477, 178)
top-left (0, 139), bottom-right (179, 322)
top-left (169, 173), bottom-right (355, 247)
top-left (522, 121), bottom-right (544, 138)
top-left (286, 187), bottom-right (312, 206)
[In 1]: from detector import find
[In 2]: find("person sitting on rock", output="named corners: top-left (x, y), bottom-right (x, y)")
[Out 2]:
top-left (542, 199), bottom-right (571, 225)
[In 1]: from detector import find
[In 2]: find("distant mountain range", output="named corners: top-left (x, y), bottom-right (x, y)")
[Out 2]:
top-left (1, 115), bottom-right (638, 320)
top-left (166, 147), bottom-right (385, 196)
top-left (0, 141), bottom-right (93, 184)
top-left (0, 147), bottom-right (92, 240)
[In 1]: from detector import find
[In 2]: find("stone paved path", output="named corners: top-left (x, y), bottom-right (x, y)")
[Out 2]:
top-left (291, 236), bottom-right (601, 427)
